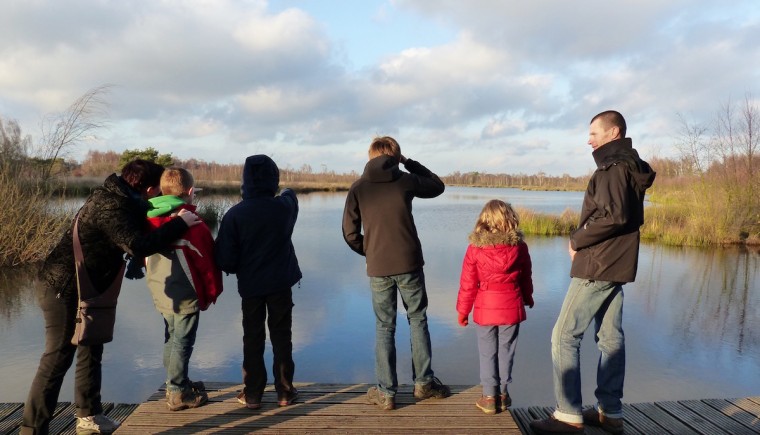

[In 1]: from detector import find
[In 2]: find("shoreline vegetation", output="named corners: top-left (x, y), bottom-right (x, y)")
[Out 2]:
top-left (2, 161), bottom-right (759, 268)
top-left (2, 86), bottom-right (759, 267)
top-left (0, 155), bottom-right (760, 267)
top-left (2, 164), bottom-right (759, 268)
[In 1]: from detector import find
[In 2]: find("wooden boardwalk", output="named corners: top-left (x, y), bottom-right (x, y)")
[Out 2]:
top-left (2, 382), bottom-right (759, 434)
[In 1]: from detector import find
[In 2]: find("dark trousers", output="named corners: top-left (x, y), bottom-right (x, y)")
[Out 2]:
top-left (22, 283), bottom-right (103, 434)
top-left (241, 288), bottom-right (295, 400)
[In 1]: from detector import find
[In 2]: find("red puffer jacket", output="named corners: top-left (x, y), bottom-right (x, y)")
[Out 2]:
top-left (456, 229), bottom-right (533, 326)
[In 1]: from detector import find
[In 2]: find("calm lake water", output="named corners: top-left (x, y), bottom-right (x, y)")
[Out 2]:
top-left (1, 186), bottom-right (759, 408)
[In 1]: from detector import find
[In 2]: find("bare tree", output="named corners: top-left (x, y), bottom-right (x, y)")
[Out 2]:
top-left (738, 93), bottom-right (758, 184)
top-left (36, 84), bottom-right (112, 182)
top-left (0, 117), bottom-right (32, 173)
top-left (674, 112), bottom-right (709, 175)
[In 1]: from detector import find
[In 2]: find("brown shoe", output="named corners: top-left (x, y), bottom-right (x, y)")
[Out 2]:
top-left (367, 386), bottom-right (395, 410)
top-left (278, 387), bottom-right (299, 407)
top-left (475, 396), bottom-right (496, 415)
top-left (413, 377), bottom-right (451, 400)
top-left (529, 415), bottom-right (584, 434)
top-left (165, 380), bottom-right (206, 399)
top-left (236, 391), bottom-right (262, 410)
top-left (582, 407), bottom-right (623, 434)
top-left (166, 389), bottom-right (208, 411)
top-left (499, 393), bottom-right (512, 411)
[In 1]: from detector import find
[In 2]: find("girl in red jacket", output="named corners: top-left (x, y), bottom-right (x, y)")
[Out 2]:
top-left (456, 199), bottom-right (534, 414)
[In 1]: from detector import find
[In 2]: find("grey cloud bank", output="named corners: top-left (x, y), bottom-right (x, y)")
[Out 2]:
top-left (0, 0), bottom-right (758, 176)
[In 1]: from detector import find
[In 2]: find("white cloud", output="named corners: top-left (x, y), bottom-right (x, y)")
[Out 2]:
top-left (0, 0), bottom-right (758, 176)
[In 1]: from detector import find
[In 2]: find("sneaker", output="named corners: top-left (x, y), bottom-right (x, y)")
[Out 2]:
top-left (583, 407), bottom-right (623, 434)
top-left (413, 377), bottom-right (451, 400)
top-left (236, 391), bottom-right (262, 410)
top-left (166, 388), bottom-right (208, 411)
top-left (165, 380), bottom-right (206, 398)
top-left (499, 393), bottom-right (512, 411)
top-left (529, 415), bottom-right (584, 434)
top-left (76, 413), bottom-right (121, 434)
top-left (366, 386), bottom-right (395, 410)
top-left (278, 388), bottom-right (299, 406)
top-left (475, 395), bottom-right (496, 415)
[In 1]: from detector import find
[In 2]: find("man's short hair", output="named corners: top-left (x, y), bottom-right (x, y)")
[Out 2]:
top-left (591, 110), bottom-right (627, 138)
top-left (368, 136), bottom-right (401, 159)
top-left (121, 159), bottom-right (165, 192)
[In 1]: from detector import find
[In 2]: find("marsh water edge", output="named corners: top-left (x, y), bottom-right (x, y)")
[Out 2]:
top-left (1, 187), bottom-right (758, 408)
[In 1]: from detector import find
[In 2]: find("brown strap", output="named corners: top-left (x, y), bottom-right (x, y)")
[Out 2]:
top-left (73, 216), bottom-right (98, 300)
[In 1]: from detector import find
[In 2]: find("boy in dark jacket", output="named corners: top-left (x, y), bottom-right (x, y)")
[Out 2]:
top-left (342, 136), bottom-right (451, 411)
top-left (215, 155), bottom-right (302, 410)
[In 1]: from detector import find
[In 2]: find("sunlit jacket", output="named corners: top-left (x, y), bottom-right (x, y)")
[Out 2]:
top-left (570, 138), bottom-right (656, 283)
top-left (145, 195), bottom-right (223, 312)
top-left (457, 229), bottom-right (534, 326)
top-left (342, 155), bottom-right (445, 277)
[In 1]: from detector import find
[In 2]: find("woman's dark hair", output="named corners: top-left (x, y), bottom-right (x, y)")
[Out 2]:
top-left (120, 159), bottom-right (165, 192)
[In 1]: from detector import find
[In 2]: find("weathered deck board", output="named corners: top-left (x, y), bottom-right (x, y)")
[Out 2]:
top-left (2, 384), bottom-right (759, 434)
top-left (704, 398), bottom-right (760, 432)
top-left (680, 399), bottom-right (758, 435)
top-left (118, 383), bottom-right (520, 434)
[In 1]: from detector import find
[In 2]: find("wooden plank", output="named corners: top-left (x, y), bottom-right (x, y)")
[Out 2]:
top-left (48, 403), bottom-right (77, 435)
top-left (0, 402), bottom-right (73, 435)
top-left (8, 388), bottom-right (760, 435)
top-left (631, 402), bottom-right (700, 434)
top-left (656, 401), bottom-right (729, 434)
top-left (118, 387), bottom-right (522, 434)
top-left (680, 400), bottom-right (758, 435)
top-left (621, 403), bottom-right (664, 435)
top-left (509, 406), bottom-right (538, 435)
top-left (0, 403), bottom-right (22, 423)
top-left (0, 402), bottom-right (24, 434)
top-left (731, 397), bottom-right (760, 417)
top-left (703, 399), bottom-right (760, 433)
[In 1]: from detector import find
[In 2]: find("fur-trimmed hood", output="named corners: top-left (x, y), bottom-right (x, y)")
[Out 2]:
top-left (468, 229), bottom-right (523, 247)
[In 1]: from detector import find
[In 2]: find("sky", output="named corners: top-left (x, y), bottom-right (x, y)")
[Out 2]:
top-left (1, 0), bottom-right (758, 177)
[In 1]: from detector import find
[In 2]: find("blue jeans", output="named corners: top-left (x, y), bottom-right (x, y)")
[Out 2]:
top-left (163, 312), bottom-right (200, 393)
top-left (370, 270), bottom-right (434, 396)
top-left (477, 323), bottom-right (519, 396)
top-left (551, 278), bottom-right (625, 423)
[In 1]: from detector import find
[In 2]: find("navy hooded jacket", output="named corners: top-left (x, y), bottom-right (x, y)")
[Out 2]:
top-left (215, 155), bottom-right (302, 298)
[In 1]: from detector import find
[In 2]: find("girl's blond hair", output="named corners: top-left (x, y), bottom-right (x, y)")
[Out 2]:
top-left (473, 199), bottom-right (519, 233)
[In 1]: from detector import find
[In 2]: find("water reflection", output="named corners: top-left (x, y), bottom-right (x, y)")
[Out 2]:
top-left (0, 266), bottom-right (40, 324)
top-left (0, 187), bottom-right (758, 408)
top-left (638, 244), bottom-right (760, 356)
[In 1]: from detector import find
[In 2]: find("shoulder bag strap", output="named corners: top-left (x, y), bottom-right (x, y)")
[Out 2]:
top-left (73, 216), bottom-right (97, 300)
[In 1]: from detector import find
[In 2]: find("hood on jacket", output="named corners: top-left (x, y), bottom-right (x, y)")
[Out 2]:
top-left (468, 229), bottom-right (523, 247)
top-left (242, 154), bottom-right (279, 199)
top-left (362, 155), bottom-right (403, 183)
top-left (593, 138), bottom-right (656, 193)
top-left (147, 195), bottom-right (187, 217)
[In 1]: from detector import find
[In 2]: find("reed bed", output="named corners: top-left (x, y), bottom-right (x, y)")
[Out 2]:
top-left (0, 171), bottom-right (69, 267)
